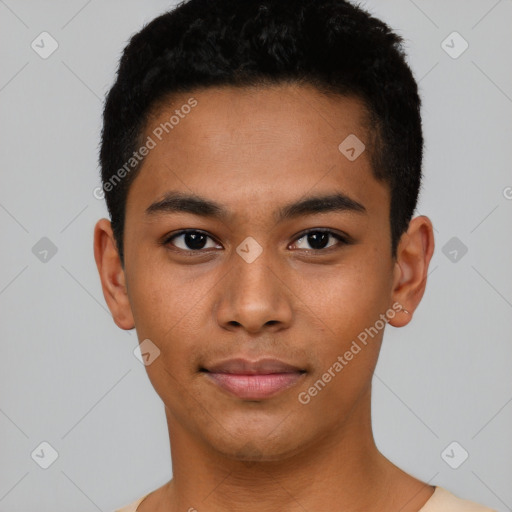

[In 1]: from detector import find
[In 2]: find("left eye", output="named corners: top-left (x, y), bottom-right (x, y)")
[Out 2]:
top-left (291, 230), bottom-right (347, 251)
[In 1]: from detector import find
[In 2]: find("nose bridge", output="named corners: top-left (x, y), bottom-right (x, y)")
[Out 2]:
top-left (216, 241), bottom-right (293, 332)
top-left (233, 244), bottom-right (276, 297)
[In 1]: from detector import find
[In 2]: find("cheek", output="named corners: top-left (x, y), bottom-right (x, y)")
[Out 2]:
top-left (126, 265), bottom-right (189, 347)
top-left (295, 255), bottom-right (392, 369)
top-left (299, 256), bottom-right (389, 325)
top-left (127, 266), bottom-right (212, 372)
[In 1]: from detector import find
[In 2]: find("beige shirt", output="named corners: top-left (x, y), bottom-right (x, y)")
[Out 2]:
top-left (114, 486), bottom-right (497, 512)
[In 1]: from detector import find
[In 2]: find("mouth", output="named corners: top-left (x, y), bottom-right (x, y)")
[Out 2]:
top-left (200, 358), bottom-right (307, 400)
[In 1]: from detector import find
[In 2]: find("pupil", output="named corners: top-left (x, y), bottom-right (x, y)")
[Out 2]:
top-left (186, 232), bottom-right (207, 250)
top-left (308, 232), bottom-right (329, 250)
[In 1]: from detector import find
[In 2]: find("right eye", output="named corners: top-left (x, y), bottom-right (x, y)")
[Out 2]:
top-left (163, 230), bottom-right (222, 252)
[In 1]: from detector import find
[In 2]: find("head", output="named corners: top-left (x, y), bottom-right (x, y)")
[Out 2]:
top-left (94, 0), bottom-right (434, 462)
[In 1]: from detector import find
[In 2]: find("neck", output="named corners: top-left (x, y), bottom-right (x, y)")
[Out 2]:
top-left (154, 384), bottom-right (431, 512)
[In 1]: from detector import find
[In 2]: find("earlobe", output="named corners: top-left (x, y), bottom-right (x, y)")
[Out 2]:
top-left (93, 218), bottom-right (135, 330)
top-left (388, 215), bottom-right (435, 328)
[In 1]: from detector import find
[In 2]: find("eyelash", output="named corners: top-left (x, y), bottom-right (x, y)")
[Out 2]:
top-left (162, 228), bottom-right (350, 254)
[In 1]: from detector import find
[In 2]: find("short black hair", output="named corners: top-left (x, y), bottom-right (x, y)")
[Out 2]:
top-left (99, 0), bottom-right (423, 267)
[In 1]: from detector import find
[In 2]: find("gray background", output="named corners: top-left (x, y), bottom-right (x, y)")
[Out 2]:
top-left (1, 1), bottom-right (511, 511)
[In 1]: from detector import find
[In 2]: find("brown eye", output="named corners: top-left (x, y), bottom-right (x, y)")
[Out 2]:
top-left (164, 230), bottom-right (220, 251)
top-left (292, 230), bottom-right (348, 251)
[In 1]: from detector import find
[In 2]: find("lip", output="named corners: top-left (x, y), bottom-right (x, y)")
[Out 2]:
top-left (202, 358), bottom-right (306, 400)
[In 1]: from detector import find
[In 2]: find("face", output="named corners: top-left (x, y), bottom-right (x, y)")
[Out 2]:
top-left (104, 84), bottom-right (409, 460)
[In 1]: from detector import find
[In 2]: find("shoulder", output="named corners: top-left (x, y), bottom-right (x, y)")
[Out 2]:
top-left (113, 493), bottom-right (150, 512)
top-left (420, 486), bottom-right (497, 512)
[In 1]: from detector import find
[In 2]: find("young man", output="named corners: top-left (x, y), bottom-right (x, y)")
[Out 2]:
top-left (94, 0), bottom-right (496, 511)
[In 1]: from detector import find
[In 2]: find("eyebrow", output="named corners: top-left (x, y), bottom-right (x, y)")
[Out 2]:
top-left (144, 190), bottom-right (367, 222)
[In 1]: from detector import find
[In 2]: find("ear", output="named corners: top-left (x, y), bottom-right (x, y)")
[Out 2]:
top-left (93, 218), bottom-right (135, 330)
top-left (388, 215), bottom-right (435, 327)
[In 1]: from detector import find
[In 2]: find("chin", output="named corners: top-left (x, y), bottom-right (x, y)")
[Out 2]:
top-left (207, 426), bottom-right (309, 463)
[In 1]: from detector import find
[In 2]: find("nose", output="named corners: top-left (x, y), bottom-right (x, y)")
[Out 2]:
top-left (215, 248), bottom-right (293, 334)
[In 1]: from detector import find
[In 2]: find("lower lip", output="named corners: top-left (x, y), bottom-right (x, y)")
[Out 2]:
top-left (205, 372), bottom-right (305, 400)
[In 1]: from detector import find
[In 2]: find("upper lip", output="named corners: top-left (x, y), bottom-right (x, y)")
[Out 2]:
top-left (203, 358), bottom-right (304, 375)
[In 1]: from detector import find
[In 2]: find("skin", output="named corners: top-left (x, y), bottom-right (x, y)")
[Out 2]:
top-left (94, 83), bottom-right (435, 512)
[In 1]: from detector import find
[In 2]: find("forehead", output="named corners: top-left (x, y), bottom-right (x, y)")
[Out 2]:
top-left (126, 83), bottom-right (387, 221)
top-left (145, 83), bottom-right (371, 156)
